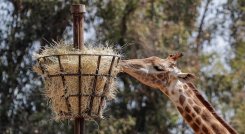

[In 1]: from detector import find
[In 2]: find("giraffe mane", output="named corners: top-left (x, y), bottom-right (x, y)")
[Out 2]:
top-left (186, 82), bottom-right (237, 134)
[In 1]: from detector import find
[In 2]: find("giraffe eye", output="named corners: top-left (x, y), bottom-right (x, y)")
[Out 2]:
top-left (153, 65), bottom-right (165, 71)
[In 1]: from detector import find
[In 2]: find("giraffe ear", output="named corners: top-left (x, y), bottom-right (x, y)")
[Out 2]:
top-left (177, 73), bottom-right (195, 82)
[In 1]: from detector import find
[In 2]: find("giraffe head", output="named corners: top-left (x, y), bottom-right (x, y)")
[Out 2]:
top-left (120, 53), bottom-right (195, 89)
top-left (120, 53), bottom-right (238, 134)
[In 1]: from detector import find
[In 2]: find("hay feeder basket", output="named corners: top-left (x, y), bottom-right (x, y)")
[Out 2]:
top-left (36, 53), bottom-right (120, 120)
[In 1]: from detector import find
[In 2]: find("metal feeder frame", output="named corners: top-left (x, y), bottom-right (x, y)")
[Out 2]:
top-left (36, 4), bottom-right (121, 134)
top-left (37, 53), bottom-right (120, 119)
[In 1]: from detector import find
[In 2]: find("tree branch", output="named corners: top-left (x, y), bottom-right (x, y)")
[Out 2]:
top-left (195, 0), bottom-right (211, 71)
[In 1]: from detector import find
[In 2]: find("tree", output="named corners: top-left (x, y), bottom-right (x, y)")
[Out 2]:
top-left (0, 1), bottom-right (72, 133)
top-left (226, 0), bottom-right (245, 133)
top-left (0, 0), bottom-right (244, 133)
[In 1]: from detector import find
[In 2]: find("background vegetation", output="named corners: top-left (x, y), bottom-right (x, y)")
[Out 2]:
top-left (0, 0), bottom-right (244, 133)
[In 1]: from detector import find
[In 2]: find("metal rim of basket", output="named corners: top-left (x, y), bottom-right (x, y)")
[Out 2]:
top-left (37, 53), bottom-right (121, 119)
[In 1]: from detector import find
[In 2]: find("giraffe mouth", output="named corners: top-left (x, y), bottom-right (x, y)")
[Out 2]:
top-left (119, 60), bottom-right (130, 72)
top-left (119, 60), bottom-right (144, 72)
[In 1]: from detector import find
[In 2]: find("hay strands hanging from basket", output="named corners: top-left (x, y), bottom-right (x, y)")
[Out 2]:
top-left (33, 43), bottom-right (121, 120)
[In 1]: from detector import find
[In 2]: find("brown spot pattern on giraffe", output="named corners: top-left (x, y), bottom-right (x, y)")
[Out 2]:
top-left (202, 125), bottom-right (212, 134)
top-left (195, 117), bottom-right (201, 124)
top-left (201, 111), bottom-right (212, 121)
top-left (191, 122), bottom-right (199, 132)
top-left (191, 113), bottom-right (196, 118)
top-left (193, 106), bottom-right (201, 113)
top-left (185, 105), bottom-right (191, 113)
top-left (211, 124), bottom-right (223, 134)
top-left (187, 82), bottom-right (195, 89)
top-left (177, 106), bottom-right (184, 114)
top-left (185, 114), bottom-right (193, 122)
top-left (179, 95), bottom-right (185, 105)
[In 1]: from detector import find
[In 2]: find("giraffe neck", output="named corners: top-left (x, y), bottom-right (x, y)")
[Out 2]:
top-left (160, 80), bottom-right (237, 134)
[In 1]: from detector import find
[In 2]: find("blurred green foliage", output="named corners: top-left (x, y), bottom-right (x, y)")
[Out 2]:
top-left (0, 0), bottom-right (244, 133)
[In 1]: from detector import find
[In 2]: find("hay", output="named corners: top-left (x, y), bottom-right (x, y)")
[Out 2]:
top-left (33, 41), bottom-right (120, 120)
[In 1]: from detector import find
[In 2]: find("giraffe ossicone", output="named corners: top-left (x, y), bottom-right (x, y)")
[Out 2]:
top-left (120, 53), bottom-right (237, 134)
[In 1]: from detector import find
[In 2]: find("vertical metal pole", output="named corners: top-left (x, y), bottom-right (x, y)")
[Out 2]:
top-left (71, 4), bottom-right (86, 134)
top-left (71, 4), bottom-right (85, 49)
top-left (74, 119), bottom-right (84, 134)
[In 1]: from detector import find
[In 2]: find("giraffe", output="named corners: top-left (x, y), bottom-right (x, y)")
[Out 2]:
top-left (120, 53), bottom-right (237, 134)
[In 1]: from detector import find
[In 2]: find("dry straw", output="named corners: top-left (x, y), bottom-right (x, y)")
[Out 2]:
top-left (33, 41), bottom-right (120, 120)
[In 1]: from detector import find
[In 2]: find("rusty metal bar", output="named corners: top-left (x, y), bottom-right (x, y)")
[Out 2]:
top-left (89, 56), bottom-right (101, 115)
top-left (37, 58), bottom-right (45, 74)
top-left (57, 55), bottom-right (71, 113)
top-left (69, 94), bottom-right (105, 97)
top-left (98, 56), bottom-right (116, 114)
top-left (78, 55), bottom-right (82, 115)
top-left (37, 54), bottom-right (120, 59)
top-left (71, 4), bottom-right (86, 134)
top-left (116, 57), bottom-right (121, 67)
top-left (47, 73), bottom-right (114, 78)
